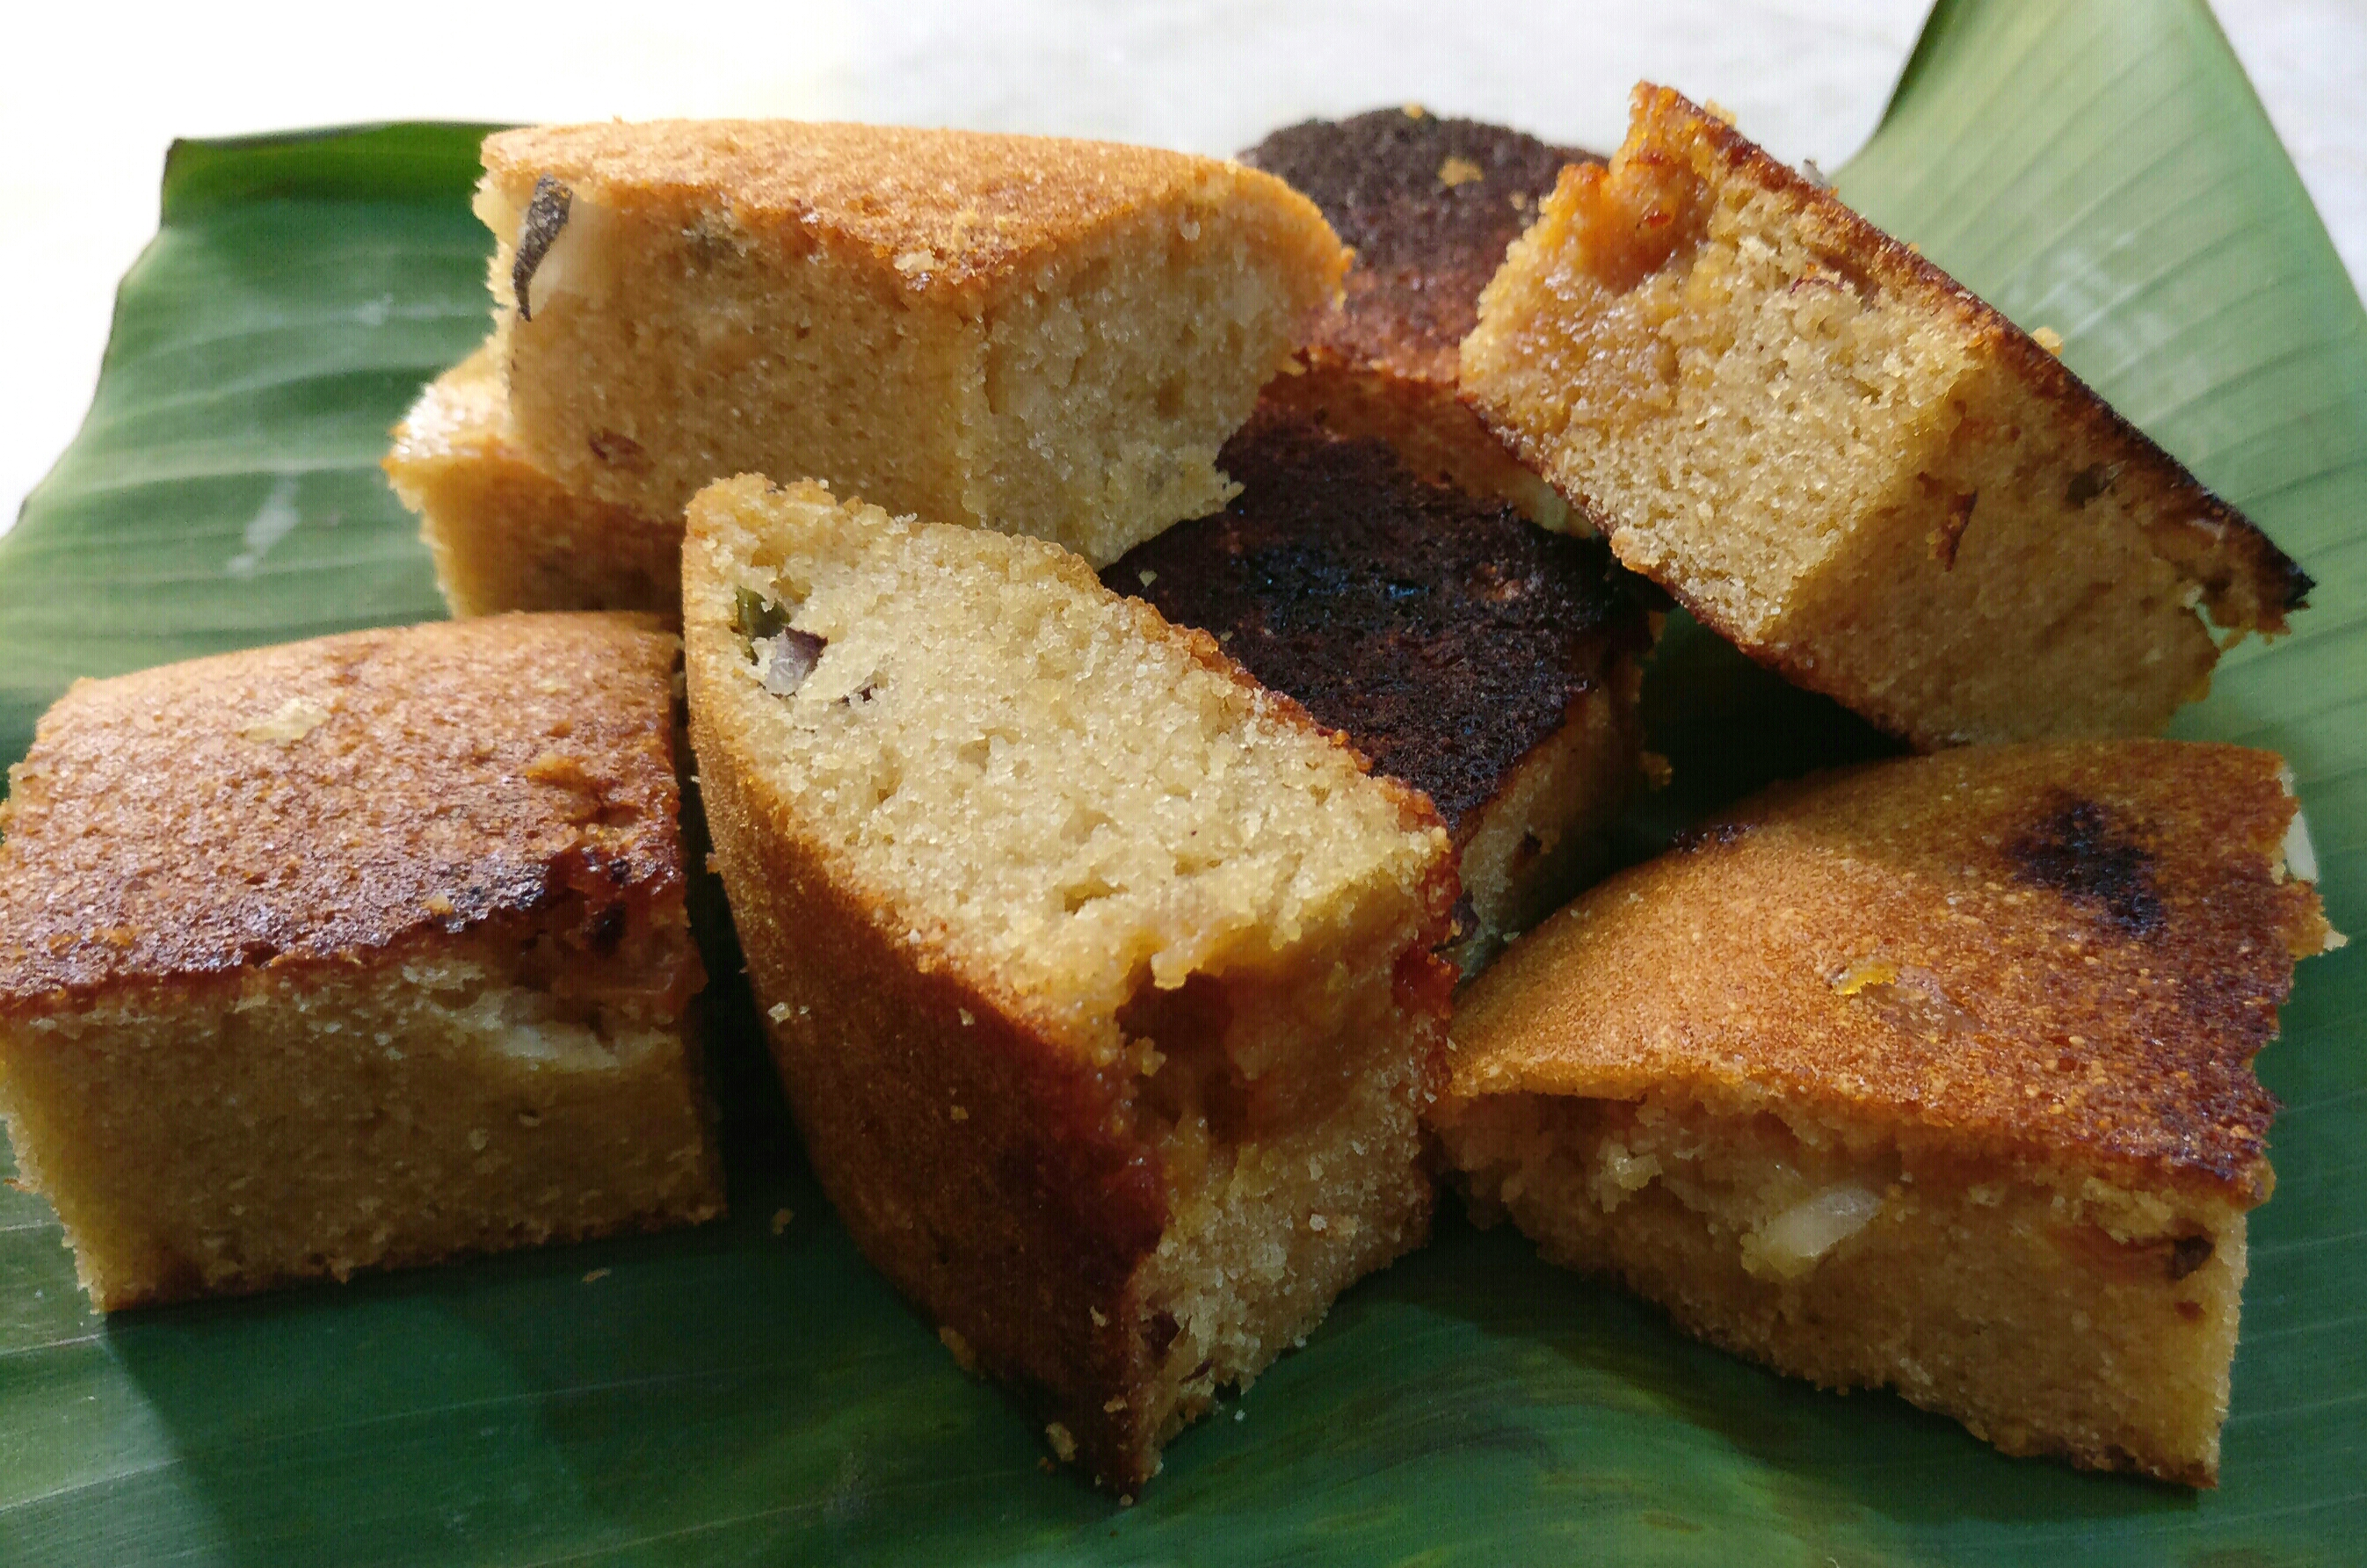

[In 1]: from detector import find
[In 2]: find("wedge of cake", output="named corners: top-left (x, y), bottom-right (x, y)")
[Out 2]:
top-left (683, 475), bottom-right (1456, 1490)
top-left (385, 343), bottom-right (682, 621)
top-left (1107, 402), bottom-right (1653, 972)
top-left (1461, 84), bottom-right (2312, 748)
top-left (477, 120), bottom-right (1349, 567)
top-left (1243, 106), bottom-right (1594, 528)
top-left (1434, 741), bottom-right (2339, 1485)
top-left (0, 614), bottom-right (722, 1310)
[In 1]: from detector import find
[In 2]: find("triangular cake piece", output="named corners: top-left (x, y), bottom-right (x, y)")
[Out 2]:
top-left (1434, 741), bottom-right (2337, 1485)
top-left (477, 121), bottom-right (1348, 566)
top-left (1461, 85), bottom-right (2309, 748)
top-left (683, 475), bottom-right (1456, 1490)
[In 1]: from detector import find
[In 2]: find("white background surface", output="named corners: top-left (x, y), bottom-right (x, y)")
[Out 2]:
top-left (4, 0), bottom-right (2362, 536)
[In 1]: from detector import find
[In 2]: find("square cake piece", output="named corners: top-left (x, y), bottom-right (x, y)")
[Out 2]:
top-left (1242, 107), bottom-right (1594, 528)
top-left (385, 343), bottom-right (683, 622)
top-left (1107, 402), bottom-right (1654, 972)
top-left (477, 120), bottom-right (1349, 567)
top-left (683, 475), bottom-right (1456, 1490)
top-left (1460, 85), bottom-right (2311, 748)
top-left (1434, 741), bottom-right (2338, 1485)
top-left (0, 613), bottom-right (722, 1310)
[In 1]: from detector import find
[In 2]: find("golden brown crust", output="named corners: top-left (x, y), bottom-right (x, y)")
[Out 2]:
top-left (0, 613), bottom-right (686, 1009)
top-left (1488, 84), bottom-right (2308, 633)
top-left (1442, 741), bottom-right (2333, 1203)
top-left (483, 120), bottom-right (1339, 299)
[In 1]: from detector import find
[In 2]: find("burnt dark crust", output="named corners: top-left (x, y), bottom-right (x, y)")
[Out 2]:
top-left (1107, 403), bottom-right (1650, 833)
top-left (1242, 108), bottom-right (1599, 381)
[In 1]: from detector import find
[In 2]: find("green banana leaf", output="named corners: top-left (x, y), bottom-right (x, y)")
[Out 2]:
top-left (3, 0), bottom-right (2362, 1560)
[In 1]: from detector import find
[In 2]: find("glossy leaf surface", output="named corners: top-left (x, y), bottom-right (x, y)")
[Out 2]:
top-left (2, 4), bottom-right (2361, 1560)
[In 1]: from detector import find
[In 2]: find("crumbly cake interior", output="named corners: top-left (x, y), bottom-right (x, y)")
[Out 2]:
top-left (973, 214), bottom-right (1323, 563)
top-left (694, 477), bottom-right (1441, 1020)
top-left (385, 344), bottom-right (681, 621)
top-left (1443, 1090), bottom-right (2247, 1485)
top-left (480, 174), bottom-right (1335, 566)
top-left (689, 475), bottom-right (1449, 1461)
top-left (1, 917), bottom-right (715, 1310)
top-left (1462, 91), bottom-right (2276, 746)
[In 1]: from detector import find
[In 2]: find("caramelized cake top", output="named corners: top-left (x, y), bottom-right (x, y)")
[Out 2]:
top-left (483, 120), bottom-right (1344, 298)
top-left (1443, 741), bottom-right (2337, 1202)
top-left (1108, 405), bottom-right (1646, 835)
top-left (0, 613), bottom-right (686, 1006)
top-left (1241, 107), bottom-right (1596, 384)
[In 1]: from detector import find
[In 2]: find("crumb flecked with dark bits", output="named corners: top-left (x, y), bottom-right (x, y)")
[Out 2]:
top-left (1930, 490), bottom-right (1977, 570)
top-left (511, 175), bottom-right (573, 322)
top-left (2006, 796), bottom-right (2166, 936)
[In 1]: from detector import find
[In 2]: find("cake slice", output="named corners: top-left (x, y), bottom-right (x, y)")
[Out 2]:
top-left (1107, 402), bottom-right (1654, 972)
top-left (1434, 741), bottom-right (2339, 1485)
top-left (385, 343), bottom-right (682, 621)
top-left (478, 120), bottom-right (1349, 567)
top-left (1242, 106), bottom-right (1595, 528)
top-left (1461, 84), bottom-right (2312, 748)
top-left (683, 475), bottom-right (1456, 1490)
top-left (0, 614), bottom-right (722, 1310)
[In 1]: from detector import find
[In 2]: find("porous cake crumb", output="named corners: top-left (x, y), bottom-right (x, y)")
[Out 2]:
top-left (1461, 85), bottom-right (2310, 748)
top-left (478, 121), bottom-right (1349, 566)
top-left (1435, 740), bottom-right (2336, 1485)
top-left (683, 475), bottom-right (1455, 1489)
top-left (0, 614), bottom-right (722, 1310)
